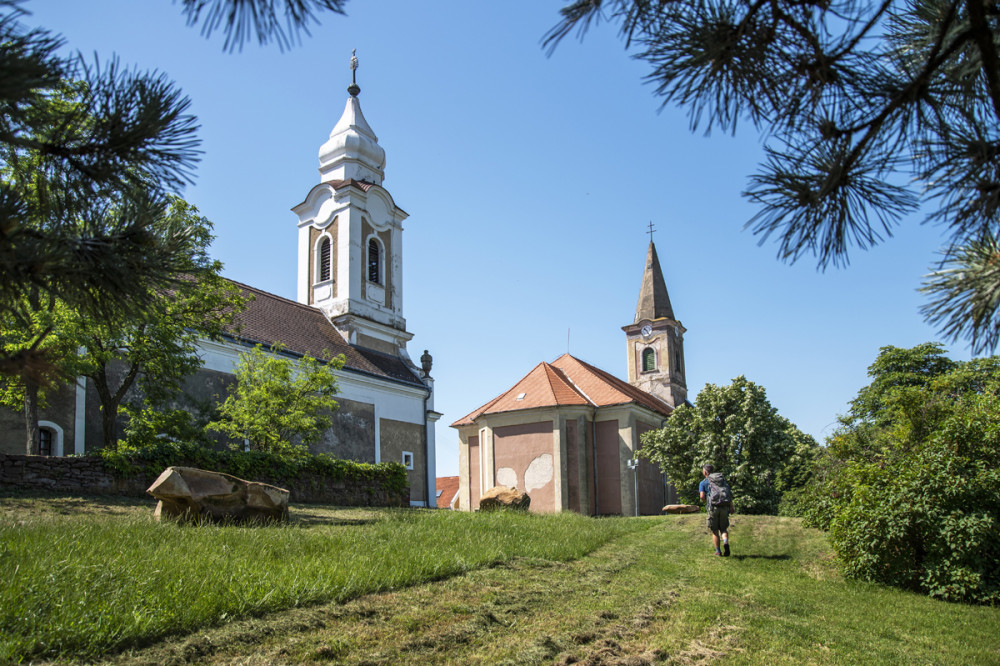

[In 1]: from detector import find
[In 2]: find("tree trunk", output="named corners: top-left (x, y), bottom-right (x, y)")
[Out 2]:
top-left (24, 377), bottom-right (40, 455)
top-left (101, 400), bottom-right (119, 450)
top-left (91, 360), bottom-right (139, 450)
top-left (93, 371), bottom-right (120, 450)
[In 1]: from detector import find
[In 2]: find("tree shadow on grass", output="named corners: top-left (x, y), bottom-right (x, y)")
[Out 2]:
top-left (729, 554), bottom-right (792, 561)
top-left (290, 514), bottom-right (379, 527)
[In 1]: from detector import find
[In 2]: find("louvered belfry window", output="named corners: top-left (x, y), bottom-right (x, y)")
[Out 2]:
top-left (318, 237), bottom-right (331, 281)
top-left (642, 347), bottom-right (656, 372)
top-left (368, 237), bottom-right (381, 284)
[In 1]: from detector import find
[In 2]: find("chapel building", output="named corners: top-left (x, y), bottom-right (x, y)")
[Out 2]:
top-left (451, 240), bottom-right (685, 515)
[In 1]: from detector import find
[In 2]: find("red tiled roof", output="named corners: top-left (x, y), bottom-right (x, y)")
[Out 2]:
top-left (436, 476), bottom-right (459, 509)
top-left (223, 279), bottom-right (425, 388)
top-left (550, 354), bottom-right (674, 416)
top-left (450, 353), bottom-right (672, 427)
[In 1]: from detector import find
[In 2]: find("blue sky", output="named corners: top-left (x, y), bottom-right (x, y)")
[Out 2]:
top-left (29, 1), bottom-right (971, 476)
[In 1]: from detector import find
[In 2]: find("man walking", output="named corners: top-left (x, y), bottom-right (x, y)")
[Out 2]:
top-left (699, 464), bottom-right (733, 556)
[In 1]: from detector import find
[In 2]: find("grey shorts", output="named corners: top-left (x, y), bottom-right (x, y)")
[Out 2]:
top-left (707, 506), bottom-right (730, 534)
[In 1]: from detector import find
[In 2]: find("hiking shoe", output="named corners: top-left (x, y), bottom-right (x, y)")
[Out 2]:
top-left (713, 551), bottom-right (722, 556)
top-left (724, 543), bottom-right (730, 557)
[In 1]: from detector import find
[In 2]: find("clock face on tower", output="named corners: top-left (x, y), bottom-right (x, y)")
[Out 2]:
top-left (640, 324), bottom-right (652, 338)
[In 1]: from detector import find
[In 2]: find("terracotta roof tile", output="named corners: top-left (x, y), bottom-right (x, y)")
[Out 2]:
top-left (223, 279), bottom-right (425, 388)
top-left (550, 354), bottom-right (673, 415)
top-left (435, 476), bottom-right (459, 509)
top-left (450, 354), bottom-right (671, 427)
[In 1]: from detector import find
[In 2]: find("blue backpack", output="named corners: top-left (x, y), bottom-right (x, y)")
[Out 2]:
top-left (706, 473), bottom-right (733, 508)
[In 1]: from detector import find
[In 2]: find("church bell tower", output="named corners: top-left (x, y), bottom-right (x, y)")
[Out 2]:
top-left (291, 52), bottom-right (413, 357)
top-left (622, 240), bottom-right (687, 408)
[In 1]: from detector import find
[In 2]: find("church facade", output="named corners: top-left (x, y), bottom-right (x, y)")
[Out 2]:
top-left (0, 68), bottom-right (441, 507)
top-left (451, 241), bottom-right (686, 515)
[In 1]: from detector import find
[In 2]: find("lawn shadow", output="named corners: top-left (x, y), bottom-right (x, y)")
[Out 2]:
top-left (729, 554), bottom-right (792, 561)
top-left (289, 513), bottom-right (379, 527)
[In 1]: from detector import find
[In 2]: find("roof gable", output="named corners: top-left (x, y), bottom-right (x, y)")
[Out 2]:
top-left (451, 354), bottom-right (672, 427)
top-left (550, 354), bottom-right (674, 415)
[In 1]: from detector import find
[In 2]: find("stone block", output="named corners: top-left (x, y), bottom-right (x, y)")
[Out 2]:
top-left (479, 485), bottom-right (530, 511)
top-left (147, 466), bottom-right (289, 524)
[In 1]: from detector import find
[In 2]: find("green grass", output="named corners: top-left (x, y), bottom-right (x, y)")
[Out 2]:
top-left (2, 493), bottom-right (999, 665)
top-left (0, 493), bottom-right (647, 662)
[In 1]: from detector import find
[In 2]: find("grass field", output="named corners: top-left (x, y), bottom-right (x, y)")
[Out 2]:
top-left (2, 492), bottom-right (998, 664)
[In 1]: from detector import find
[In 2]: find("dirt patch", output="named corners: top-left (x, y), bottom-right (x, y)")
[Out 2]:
top-left (670, 623), bottom-right (741, 664)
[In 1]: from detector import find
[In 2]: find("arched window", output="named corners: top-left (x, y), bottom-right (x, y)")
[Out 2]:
top-left (674, 350), bottom-right (682, 374)
top-left (368, 237), bottom-right (382, 284)
top-left (642, 347), bottom-right (656, 372)
top-left (317, 236), bottom-right (331, 282)
top-left (38, 428), bottom-right (53, 456)
top-left (37, 421), bottom-right (64, 456)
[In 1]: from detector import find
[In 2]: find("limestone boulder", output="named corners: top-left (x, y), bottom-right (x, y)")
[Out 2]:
top-left (479, 485), bottom-right (530, 511)
top-left (662, 504), bottom-right (700, 515)
top-left (147, 466), bottom-right (289, 523)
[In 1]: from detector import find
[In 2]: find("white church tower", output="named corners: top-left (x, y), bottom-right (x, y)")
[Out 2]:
top-left (292, 52), bottom-right (413, 357)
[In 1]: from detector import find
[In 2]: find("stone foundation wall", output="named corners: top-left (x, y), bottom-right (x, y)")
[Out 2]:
top-left (0, 454), bottom-right (408, 507)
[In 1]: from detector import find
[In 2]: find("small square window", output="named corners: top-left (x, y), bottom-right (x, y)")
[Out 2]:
top-left (402, 451), bottom-right (414, 470)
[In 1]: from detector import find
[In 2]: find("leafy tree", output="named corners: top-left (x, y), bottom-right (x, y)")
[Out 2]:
top-left (120, 402), bottom-right (219, 450)
top-left (804, 344), bottom-right (1000, 603)
top-left (0, 290), bottom-right (82, 453)
top-left (846, 342), bottom-right (957, 426)
top-left (546, 1), bottom-right (1000, 352)
top-left (639, 375), bottom-right (812, 514)
top-left (70, 198), bottom-right (247, 450)
top-left (773, 423), bottom-right (824, 517)
top-left (208, 344), bottom-right (345, 454)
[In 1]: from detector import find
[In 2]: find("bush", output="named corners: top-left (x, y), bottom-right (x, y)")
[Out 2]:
top-left (97, 439), bottom-right (409, 496)
top-left (805, 345), bottom-right (1000, 604)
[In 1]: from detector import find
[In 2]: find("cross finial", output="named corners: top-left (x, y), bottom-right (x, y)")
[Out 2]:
top-left (348, 49), bottom-right (360, 97)
top-left (647, 221), bottom-right (656, 242)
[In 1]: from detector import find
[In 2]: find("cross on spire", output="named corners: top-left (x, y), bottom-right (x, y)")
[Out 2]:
top-left (647, 221), bottom-right (656, 243)
top-left (348, 49), bottom-right (360, 97)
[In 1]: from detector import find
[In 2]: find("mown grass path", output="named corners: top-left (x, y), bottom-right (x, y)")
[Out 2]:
top-left (52, 513), bottom-right (1000, 664)
top-left (5, 494), bottom-right (999, 664)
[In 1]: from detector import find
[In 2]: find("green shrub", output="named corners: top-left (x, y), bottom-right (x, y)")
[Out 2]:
top-left (827, 427), bottom-right (1000, 603)
top-left (805, 345), bottom-right (1000, 604)
top-left (97, 440), bottom-right (408, 496)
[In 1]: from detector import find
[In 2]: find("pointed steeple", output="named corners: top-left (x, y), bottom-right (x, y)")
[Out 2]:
top-left (634, 241), bottom-right (673, 323)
